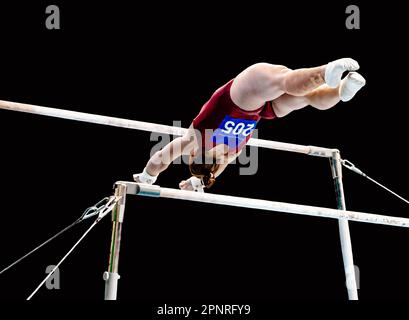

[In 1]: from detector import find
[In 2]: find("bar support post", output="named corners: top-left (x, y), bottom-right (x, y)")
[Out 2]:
top-left (330, 150), bottom-right (358, 300)
top-left (104, 182), bottom-right (127, 300)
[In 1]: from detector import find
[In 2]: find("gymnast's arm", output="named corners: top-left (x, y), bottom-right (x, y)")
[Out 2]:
top-left (134, 131), bottom-right (195, 183)
top-left (214, 151), bottom-right (242, 177)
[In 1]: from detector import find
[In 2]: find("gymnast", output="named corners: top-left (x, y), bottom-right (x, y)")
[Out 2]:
top-left (133, 58), bottom-right (366, 191)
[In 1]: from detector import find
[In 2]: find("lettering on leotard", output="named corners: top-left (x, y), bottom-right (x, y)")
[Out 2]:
top-left (211, 116), bottom-right (257, 149)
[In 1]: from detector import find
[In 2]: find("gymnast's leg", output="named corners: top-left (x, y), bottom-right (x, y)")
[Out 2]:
top-left (231, 58), bottom-right (360, 110)
top-left (272, 72), bottom-right (366, 117)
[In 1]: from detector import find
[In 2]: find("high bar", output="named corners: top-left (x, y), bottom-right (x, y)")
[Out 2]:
top-left (0, 99), bottom-right (336, 157)
top-left (119, 182), bottom-right (409, 228)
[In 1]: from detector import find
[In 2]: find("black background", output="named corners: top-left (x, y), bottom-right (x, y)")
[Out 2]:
top-left (0, 0), bottom-right (408, 306)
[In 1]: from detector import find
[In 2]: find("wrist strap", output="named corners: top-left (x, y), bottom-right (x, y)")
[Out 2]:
top-left (189, 176), bottom-right (204, 193)
top-left (134, 168), bottom-right (157, 185)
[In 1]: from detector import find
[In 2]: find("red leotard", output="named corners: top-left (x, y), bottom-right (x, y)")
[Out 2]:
top-left (192, 79), bottom-right (277, 153)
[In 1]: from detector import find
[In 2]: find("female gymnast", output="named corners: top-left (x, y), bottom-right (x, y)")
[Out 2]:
top-left (133, 58), bottom-right (366, 191)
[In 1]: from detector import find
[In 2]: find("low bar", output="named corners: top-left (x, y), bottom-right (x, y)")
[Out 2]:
top-left (0, 99), bottom-right (335, 157)
top-left (119, 182), bottom-right (409, 228)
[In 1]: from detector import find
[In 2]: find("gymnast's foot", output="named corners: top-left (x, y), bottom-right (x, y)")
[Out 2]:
top-left (340, 72), bottom-right (366, 102)
top-left (325, 58), bottom-right (360, 88)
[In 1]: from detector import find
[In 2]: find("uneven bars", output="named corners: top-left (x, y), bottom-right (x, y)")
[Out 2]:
top-left (0, 100), bottom-right (335, 157)
top-left (122, 182), bottom-right (409, 228)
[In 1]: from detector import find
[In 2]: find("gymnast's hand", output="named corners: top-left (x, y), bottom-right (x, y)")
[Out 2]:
top-left (179, 177), bottom-right (204, 192)
top-left (133, 168), bottom-right (157, 185)
top-left (179, 179), bottom-right (195, 191)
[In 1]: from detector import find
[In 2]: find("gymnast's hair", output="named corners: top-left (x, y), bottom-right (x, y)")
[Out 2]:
top-left (189, 154), bottom-right (220, 188)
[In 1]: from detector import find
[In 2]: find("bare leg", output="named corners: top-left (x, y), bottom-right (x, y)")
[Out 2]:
top-left (282, 66), bottom-right (326, 96)
top-left (231, 63), bottom-right (326, 110)
top-left (285, 58), bottom-right (360, 95)
top-left (305, 85), bottom-right (341, 110)
top-left (272, 85), bottom-right (341, 117)
top-left (231, 60), bottom-right (359, 110)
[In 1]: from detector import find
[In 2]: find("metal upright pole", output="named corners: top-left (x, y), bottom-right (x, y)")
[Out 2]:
top-left (104, 182), bottom-right (127, 300)
top-left (330, 150), bottom-right (358, 300)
